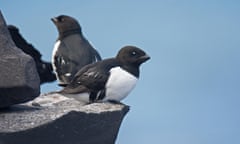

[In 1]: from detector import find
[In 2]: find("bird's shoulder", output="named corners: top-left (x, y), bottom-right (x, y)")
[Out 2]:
top-left (64, 58), bottom-right (119, 92)
top-left (73, 58), bottom-right (119, 84)
top-left (54, 36), bottom-right (86, 62)
top-left (56, 35), bottom-right (93, 57)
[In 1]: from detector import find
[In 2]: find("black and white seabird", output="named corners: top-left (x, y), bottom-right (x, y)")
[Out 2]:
top-left (8, 25), bottom-right (56, 84)
top-left (51, 15), bottom-right (102, 86)
top-left (60, 46), bottom-right (150, 103)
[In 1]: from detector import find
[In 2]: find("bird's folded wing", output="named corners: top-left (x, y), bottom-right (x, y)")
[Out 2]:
top-left (61, 64), bottom-right (109, 94)
top-left (60, 84), bottom-right (89, 94)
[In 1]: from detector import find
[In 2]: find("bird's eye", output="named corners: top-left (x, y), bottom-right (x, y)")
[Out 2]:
top-left (131, 51), bottom-right (137, 56)
top-left (58, 17), bottom-right (64, 22)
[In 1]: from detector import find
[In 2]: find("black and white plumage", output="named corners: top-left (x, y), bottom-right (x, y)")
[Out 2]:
top-left (8, 25), bottom-right (56, 84)
top-left (51, 15), bottom-right (102, 86)
top-left (60, 46), bottom-right (150, 103)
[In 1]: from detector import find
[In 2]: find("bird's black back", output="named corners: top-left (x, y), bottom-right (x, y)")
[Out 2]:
top-left (61, 58), bottom-right (119, 93)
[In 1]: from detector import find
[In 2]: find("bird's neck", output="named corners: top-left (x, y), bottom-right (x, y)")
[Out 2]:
top-left (58, 29), bottom-right (82, 39)
top-left (121, 65), bottom-right (140, 78)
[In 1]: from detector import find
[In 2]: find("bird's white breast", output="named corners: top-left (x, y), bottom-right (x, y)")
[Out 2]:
top-left (63, 92), bottom-right (90, 103)
top-left (52, 40), bottom-right (61, 72)
top-left (104, 67), bottom-right (138, 101)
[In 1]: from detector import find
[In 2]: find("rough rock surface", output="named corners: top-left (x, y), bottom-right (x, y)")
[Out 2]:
top-left (8, 25), bottom-right (56, 84)
top-left (0, 93), bottom-right (129, 144)
top-left (0, 11), bottom-right (40, 108)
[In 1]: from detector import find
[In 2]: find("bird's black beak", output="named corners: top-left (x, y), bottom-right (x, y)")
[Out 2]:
top-left (139, 54), bottom-right (150, 63)
top-left (51, 17), bottom-right (58, 23)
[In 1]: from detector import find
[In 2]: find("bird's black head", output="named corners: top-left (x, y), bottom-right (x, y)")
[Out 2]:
top-left (51, 15), bottom-right (81, 35)
top-left (116, 46), bottom-right (150, 67)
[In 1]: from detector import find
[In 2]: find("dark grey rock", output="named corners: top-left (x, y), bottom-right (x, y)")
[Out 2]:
top-left (0, 11), bottom-right (40, 108)
top-left (0, 93), bottom-right (129, 144)
top-left (8, 25), bottom-right (56, 84)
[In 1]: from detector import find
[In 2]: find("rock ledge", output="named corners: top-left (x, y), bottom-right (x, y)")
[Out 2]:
top-left (0, 93), bottom-right (129, 144)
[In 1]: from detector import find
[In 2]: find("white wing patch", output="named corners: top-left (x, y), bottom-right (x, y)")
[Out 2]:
top-left (103, 67), bottom-right (138, 101)
top-left (65, 73), bottom-right (71, 77)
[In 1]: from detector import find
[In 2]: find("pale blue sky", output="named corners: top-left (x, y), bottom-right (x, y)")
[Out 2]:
top-left (1, 1), bottom-right (240, 144)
